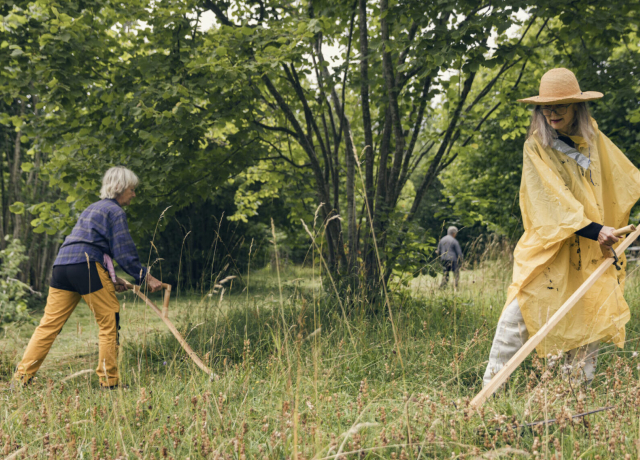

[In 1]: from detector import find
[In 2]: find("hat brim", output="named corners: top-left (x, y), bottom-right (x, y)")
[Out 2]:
top-left (517, 91), bottom-right (603, 104)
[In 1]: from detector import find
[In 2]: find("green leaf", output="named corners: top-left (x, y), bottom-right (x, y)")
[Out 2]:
top-left (21, 162), bottom-right (34, 173)
top-left (39, 34), bottom-right (55, 45)
top-left (217, 46), bottom-right (228, 57)
top-left (9, 202), bottom-right (25, 215)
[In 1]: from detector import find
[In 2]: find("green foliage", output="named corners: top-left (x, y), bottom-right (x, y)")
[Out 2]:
top-left (0, 237), bottom-right (32, 328)
top-left (144, 183), bottom-right (279, 289)
top-left (433, 13), bottom-right (640, 240)
top-left (3, 0), bottom-right (640, 292)
top-left (2, 0), bottom-right (269, 241)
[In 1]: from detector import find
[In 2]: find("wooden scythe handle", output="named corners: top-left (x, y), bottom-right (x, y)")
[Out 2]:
top-left (123, 281), bottom-right (211, 375)
top-left (614, 224), bottom-right (637, 237)
top-left (472, 223), bottom-right (640, 409)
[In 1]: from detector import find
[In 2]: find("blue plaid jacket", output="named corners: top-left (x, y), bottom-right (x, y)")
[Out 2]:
top-left (54, 199), bottom-right (147, 284)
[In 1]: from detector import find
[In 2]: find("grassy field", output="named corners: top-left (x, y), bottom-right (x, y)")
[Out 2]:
top-left (2, 256), bottom-right (640, 459)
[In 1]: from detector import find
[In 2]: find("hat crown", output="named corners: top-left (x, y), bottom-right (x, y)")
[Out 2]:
top-left (539, 68), bottom-right (581, 99)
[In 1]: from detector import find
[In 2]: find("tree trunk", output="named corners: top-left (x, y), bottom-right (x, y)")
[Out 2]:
top-left (11, 100), bottom-right (24, 241)
top-left (37, 232), bottom-right (50, 291)
top-left (344, 114), bottom-right (357, 272)
top-left (261, 74), bottom-right (347, 271)
top-left (359, 0), bottom-right (377, 283)
top-left (0, 133), bottom-right (7, 250)
top-left (368, 110), bottom-right (392, 286)
top-left (323, 82), bottom-right (358, 273)
top-left (380, 0), bottom-right (406, 209)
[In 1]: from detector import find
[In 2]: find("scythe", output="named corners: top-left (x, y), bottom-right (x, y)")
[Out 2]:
top-left (124, 281), bottom-right (212, 376)
top-left (472, 224), bottom-right (640, 408)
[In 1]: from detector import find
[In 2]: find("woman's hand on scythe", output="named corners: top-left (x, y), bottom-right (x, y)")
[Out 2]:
top-left (114, 277), bottom-right (131, 293)
top-left (598, 226), bottom-right (620, 246)
top-left (146, 274), bottom-right (163, 293)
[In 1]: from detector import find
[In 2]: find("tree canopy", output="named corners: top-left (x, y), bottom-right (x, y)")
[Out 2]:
top-left (2, 0), bottom-right (640, 294)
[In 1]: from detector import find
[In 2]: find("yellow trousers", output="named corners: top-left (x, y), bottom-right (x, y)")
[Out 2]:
top-left (15, 263), bottom-right (121, 386)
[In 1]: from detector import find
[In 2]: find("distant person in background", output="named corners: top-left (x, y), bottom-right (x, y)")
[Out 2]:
top-left (437, 226), bottom-right (463, 289)
top-left (13, 166), bottom-right (163, 389)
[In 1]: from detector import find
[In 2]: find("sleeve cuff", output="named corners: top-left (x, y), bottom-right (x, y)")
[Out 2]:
top-left (575, 222), bottom-right (603, 241)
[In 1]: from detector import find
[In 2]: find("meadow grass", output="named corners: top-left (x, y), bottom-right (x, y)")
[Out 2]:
top-left (2, 255), bottom-right (640, 459)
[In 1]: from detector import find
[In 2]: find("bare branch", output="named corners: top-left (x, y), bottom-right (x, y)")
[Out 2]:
top-left (283, 63), bottom-right (330, 161)
top-left (408, 71), bottom-right (477, 220)
top-left (397, 21), bottom-right (419, 68)
top-left (460, 36), bottom-right (535, 149)
top-left (261, 75), bottom-right (319, 168)
top-left (461, 102), bottom-right (501, 148)
top-left (399, 77), bottom-right (431, 188)
top-left (202, 0), bottom-right (236, 27)
top-left (464, 58), bottom-right (519, 114)
top-left (338, 5), bottom-right (357, 151)
top-left (253, 120), bottom-right (298, 138)
top-left (311, 50), bottom-right (338, 152)
top-left (256, 138), bottom-right (310, 169)
top-left (406, 140), bottom-right (435, 179)
top-left (380, 0), bottom-right (407, 207)
top-left (398, 64), bottom-right (426, 90)
top-left (358, 0), bottom-right (375, 218)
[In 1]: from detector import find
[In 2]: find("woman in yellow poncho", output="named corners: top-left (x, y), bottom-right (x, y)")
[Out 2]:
top-left (483, 68), bottom-right (640, 386)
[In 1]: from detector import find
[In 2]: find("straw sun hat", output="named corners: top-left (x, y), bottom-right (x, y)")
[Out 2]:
top-left (517, 68), bottom-right (603, 105)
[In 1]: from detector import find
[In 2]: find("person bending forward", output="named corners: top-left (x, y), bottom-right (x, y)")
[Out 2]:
top-left (483, 68), bottom-right (640, 387)
top-left (14, 167), bottom-right (163, 388)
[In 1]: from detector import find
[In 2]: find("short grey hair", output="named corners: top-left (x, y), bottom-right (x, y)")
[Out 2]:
top-left (100, 166), bottom-right (139, 199)
top-left (527, 102), bottom-right (596, 148)
top-left (447, 226), bottom-right (458, 236)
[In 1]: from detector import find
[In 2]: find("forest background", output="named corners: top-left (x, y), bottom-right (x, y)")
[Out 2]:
top-left (2, 0), bottom-right (640, 301)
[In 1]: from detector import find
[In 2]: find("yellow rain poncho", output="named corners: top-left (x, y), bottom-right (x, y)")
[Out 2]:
top-left (505, 119), bottom-right (640, 355)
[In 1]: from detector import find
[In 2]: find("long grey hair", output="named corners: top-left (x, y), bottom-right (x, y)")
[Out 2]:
top-left (527, 102), bottom-right (596, 147)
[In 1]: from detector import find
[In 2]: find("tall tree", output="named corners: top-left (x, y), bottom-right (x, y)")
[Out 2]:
top-left (8, 0), bottom-right (640, 299)
top-left (193, 0), bottom-right (606, 289)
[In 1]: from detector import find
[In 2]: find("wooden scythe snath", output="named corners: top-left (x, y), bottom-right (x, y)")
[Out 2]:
top-left (124, 281), bottom-right (212, 375)
top-left (472, 224), bottom-right (640, 408)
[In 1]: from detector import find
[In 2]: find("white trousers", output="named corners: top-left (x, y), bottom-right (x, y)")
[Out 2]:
top-left (483, 298), bottom-right (599, 387)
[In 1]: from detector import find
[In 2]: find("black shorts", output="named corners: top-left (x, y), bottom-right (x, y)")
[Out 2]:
top-left (50, 262), bottom-right (104, 295)
top-left (50, 262), bottom-right (120, 343)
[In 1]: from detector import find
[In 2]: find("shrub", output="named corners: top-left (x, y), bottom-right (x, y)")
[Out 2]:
top-left (0, 237), bottom-right (34, 328)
